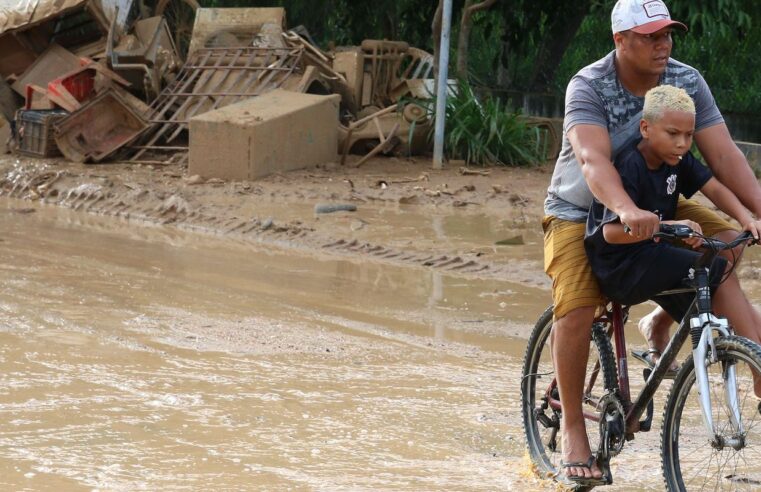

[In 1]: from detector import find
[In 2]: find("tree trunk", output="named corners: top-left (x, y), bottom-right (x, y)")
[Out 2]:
top-left (496, 31), bottom-right (512, 88)
top-left (527, 2), bottom-right (591, 92)
top-left (456, 0), bottom-right (497, 80)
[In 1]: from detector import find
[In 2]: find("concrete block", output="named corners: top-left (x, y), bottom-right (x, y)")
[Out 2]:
top-left (189, 90), bottom-right (340, 181)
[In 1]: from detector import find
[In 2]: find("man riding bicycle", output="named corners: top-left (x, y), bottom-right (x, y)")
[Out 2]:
top-left (542, 0), bottom-right (761, 483)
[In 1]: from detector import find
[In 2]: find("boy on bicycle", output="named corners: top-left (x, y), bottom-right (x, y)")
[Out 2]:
top-left (585, 84), bottom-right (761, 395)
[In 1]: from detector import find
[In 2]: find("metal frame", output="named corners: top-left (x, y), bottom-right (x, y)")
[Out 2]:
top-left (129, 46), bottom-right (303, 163)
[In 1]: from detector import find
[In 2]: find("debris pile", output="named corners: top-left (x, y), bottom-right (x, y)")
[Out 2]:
top-left (0, 2), bottom-right (436, 179)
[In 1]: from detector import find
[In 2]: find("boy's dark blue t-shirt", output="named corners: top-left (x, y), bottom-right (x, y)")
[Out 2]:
top-left (584, 140), bottom-right (713, 301)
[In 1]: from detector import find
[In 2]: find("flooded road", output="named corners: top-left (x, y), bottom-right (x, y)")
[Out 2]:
top-left (0, 197), bottom-right (548, 491)
top-left (2, 196), bottom-right (759, 490)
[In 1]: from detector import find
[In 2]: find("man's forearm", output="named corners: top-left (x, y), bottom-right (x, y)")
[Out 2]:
top-left (581, 160), bottom-right (638, 216)
top-left (569, 124), bottom-right (659, 238)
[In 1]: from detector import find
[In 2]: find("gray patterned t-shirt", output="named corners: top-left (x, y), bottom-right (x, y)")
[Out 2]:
top-left (544, 51), bottom-right (724, 222)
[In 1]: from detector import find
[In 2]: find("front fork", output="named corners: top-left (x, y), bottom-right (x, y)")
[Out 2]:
top-left (690, 313), bottom-right (743, 442)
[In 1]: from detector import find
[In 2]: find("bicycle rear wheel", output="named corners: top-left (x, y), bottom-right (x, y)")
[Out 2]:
top-left (661, 336), bottom-right (761, 491)
top-left (521, 306), bottom-right (617, 484)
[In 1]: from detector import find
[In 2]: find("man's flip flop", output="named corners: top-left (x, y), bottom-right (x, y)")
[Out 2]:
top-left (631, 348), bottom-right (679, 379)
top-left (560, 455), bottom-right (611, 487)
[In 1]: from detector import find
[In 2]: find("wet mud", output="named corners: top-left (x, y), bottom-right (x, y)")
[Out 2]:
top-left (0, 156), bottom-right (549, 289)
top-left (0, 197), bottom-right (545, 490)
top-left (1, 154), bottom-right (761, 490)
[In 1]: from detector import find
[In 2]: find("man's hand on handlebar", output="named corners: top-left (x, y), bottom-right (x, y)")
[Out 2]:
top-left (742, 218), bottom-right (761, 241)
top-left (619, 207), bottom-right (659, 239)
top-left (661, 220), bottom-right (703, 248)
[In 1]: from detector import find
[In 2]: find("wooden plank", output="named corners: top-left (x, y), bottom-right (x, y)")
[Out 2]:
top-left (10, 43), bottom-right (81, 96)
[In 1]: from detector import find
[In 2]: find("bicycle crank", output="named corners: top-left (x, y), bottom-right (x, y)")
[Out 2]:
top-left (598, 393), bottom-right (625, 459)
top-left (534, 398), bottom-right (561, 452)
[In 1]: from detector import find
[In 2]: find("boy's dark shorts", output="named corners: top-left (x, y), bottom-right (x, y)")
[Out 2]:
top-left (543, 198), bottom-right (737, 320)
top-left (614, 244), bottom-right (727, 322)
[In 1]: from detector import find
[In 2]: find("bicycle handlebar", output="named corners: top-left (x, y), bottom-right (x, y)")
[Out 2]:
top-left (653, 224), bottom-right (757, 250)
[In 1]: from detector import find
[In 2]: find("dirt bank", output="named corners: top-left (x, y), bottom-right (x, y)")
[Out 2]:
top-left (0, 154), bottom-right (553, 290)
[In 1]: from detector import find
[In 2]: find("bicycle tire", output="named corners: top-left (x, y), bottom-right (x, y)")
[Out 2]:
top-left (661, 335), bottom-right (761, 491)
top-left (521, 305), bottom-right (618, 488)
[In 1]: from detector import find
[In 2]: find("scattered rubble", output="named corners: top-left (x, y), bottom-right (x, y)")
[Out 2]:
top-left (0, 2), bottom-right (436, 179)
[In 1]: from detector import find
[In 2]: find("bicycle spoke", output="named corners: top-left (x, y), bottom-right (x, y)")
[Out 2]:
top-left (663, 340), bottom-right (761, 491)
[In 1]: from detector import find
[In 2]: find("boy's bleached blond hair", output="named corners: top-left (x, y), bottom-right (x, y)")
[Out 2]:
top-left (642, 85), bottom-right (696, 122)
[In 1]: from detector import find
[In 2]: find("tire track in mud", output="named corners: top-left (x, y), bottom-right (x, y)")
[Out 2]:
top-left (0, 162), bottom-right (549, 290)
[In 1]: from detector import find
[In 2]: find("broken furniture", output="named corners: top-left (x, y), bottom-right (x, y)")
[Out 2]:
top-left (282, 31), bottom-right (353, 114)
top-left (0, 115), bottom-right (10, 154)
top-left (0, 77), bottom-right (21, 122)
top-left (189, 89), bottom-right (340, 181)
top-left (128, 45), bottom-right (305, 164)
top-left (0, 1), bottom-right (137, 144)
top-left (333, 48), bottom-right (364, 112)
top-left (43, 66), bottom-right (99, 112)
top-left (20, 52), bottom-right (132, 111)
top-left (54, 89), bottom-right (147, 162)
top-left (107, 15), bottom-right (180, 100)
top-left (333, 39), bottom-right (435, 163)
top-left (187, 7), bottom-right (286, 56)
top-left (14, 109), bottom-right (69, 157)
top-left (340, 105), bottom-right (399, 168)
top-left (357, 40), bottom-right (434, 109)
top-left (0, 0), bottom-right (135, 82)
top-left (10, 43), bottom-right (83, 96)
top-left (339, 103), bottom-right (431, 166)
top-left (360, 40), bottom-right (408, 109)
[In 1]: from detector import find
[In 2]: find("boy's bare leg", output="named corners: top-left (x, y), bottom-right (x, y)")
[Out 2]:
top-left (552, 306), bottom-right (603, 480)
top-left (638, 307), bottom-right (679, 370)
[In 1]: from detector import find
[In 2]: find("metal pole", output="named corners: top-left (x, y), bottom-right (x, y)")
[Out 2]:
top-left (432, 0), bottom-right (453, 170)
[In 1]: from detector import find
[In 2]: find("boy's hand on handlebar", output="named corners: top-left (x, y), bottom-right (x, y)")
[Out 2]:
top-left (620, 207), bottom-right (659, 239)
top-left (661, 220), bottom-right (703, 248)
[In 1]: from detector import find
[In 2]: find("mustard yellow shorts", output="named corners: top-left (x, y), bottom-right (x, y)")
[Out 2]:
top-left (543, 197), bottom-right (738, 320)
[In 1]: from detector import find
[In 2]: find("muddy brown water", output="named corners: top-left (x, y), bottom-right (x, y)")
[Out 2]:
top-left (1, 196), bottom-right (760, 491)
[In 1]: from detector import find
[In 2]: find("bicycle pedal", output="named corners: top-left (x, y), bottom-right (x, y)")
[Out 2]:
top-left (536, 412), bottom-right (554, 428)
top-left (639, 399), bottom-right (654, 432)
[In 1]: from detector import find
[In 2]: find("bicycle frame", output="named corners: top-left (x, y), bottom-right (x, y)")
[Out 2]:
top-left (542, 229), bottom-right (754, 442)
top-left (545, 290), bottom-right (743, 439)
top-left (543, 295), bottom-right (692, 433)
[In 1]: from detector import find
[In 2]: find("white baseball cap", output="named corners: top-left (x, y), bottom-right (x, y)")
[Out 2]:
top-left (611, 0), bottom-right (687, 34)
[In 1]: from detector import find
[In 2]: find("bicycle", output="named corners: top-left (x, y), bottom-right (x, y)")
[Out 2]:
top-left (521, 225), bottom-right (761, 490)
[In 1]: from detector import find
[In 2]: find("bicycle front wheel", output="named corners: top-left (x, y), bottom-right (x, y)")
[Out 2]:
top-left (661, 336), bottom-right (761, 491)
